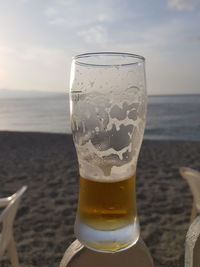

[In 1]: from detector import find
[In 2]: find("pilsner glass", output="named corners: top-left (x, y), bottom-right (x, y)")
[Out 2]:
top-left (69, 52), bottom-right (147, 253)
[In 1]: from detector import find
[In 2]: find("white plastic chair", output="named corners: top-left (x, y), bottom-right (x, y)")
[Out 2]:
top-left (59, 238), bottom-right (154, 267)
top-left (180, 167), bottom-right (200, 221)
top-left (185, 215), bottom-right (200, 267)
top-left (0, 186), bottom-right (27, 267)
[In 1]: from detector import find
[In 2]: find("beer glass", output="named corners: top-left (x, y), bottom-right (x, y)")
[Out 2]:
top-left (69, 52), bottom-right (147, 253)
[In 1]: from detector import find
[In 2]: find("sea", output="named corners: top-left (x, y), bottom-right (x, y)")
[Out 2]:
top-left (0, 94), bottom-right (200, 141)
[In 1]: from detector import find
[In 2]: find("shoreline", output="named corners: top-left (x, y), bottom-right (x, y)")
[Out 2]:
top-left (0, 131), bottom-right (199, 266)
top-left (1, 130), bottom-right (200, 143)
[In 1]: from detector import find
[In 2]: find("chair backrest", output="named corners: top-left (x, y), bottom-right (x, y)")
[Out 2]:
top-left (59, 238), bottom-right (154, 267)
top-left (0, 186), bottom-right (27, 257)
top-left (185, 216), bottom-right (200, 267)
top-left (180, 168), bottom-right (200, 213)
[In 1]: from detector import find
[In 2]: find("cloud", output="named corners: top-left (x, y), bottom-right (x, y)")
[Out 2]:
top-left (96, 13), bottom-right (114, 23)
top-left (18, 45), bottom-right (66, 68)
top-left (168, 0), bottom-right (199, 10)
top-left (0, 43), bottom-right (70, 91)
top-left (19, 0), bottom-right (31, 3)
top-left (187, 35), bottom-right (200, 43)
top-left (44, 0), bottom-right (117, 29)
top-left (0, 46), bottom-right (15, 54)
top-left (56, 0), bottom-right (77, 7)
top-left (44, 7), bottom-right (58, 17)
top-left (196, 36), bottom-right (200, 41)
top-left (49, 17), bottom-right (68, 26)
top-left (78, 25), bottom-right (108, 44)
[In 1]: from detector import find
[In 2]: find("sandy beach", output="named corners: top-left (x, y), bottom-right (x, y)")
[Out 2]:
top-left (0, 131), bottom-right (199, 267)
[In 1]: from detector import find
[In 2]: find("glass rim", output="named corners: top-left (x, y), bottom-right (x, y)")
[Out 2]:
top-left (73, 52), bottom-right (145, 67)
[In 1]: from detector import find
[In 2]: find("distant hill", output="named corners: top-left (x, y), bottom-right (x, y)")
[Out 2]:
top-left (0, 89), bottom-right (66, 98)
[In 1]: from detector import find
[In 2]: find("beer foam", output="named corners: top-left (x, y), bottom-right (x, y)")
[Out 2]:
top-left (76, 138), bottom-right (140, 182)
top-left (79, 160), bottom-right (136, 183)
top-left (71, 81), bottom-right (147, 183)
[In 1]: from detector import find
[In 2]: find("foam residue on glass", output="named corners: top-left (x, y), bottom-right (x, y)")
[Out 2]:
top-left (70, 63), bottom-right (147, 182)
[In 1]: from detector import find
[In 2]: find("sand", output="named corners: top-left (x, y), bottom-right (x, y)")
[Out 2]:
top-left (0, 131), bottom-right (199, 267)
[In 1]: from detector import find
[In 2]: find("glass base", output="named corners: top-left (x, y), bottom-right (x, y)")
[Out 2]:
top-left (74, 217), bottom-right (140, 253)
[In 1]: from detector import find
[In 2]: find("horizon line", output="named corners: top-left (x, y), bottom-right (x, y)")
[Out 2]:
top-left (0, 88), bottom-right (199, 97)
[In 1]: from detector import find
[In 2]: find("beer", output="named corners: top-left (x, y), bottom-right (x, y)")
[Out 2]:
top-left (74, 173), bottom-right (139, 252)
top-left (77, 175), bottom-right (136, 231)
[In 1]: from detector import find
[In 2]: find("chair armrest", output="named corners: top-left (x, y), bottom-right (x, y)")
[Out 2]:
top-left (59, 238), bottom-right (154, 267)
top-left (185, 215), bottom-right (200, 267)
top-left (0, 197), bottom-right (12, 207)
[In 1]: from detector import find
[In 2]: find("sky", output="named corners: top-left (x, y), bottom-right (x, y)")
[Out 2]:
top-left (0, 0), bottom-right (200, 95)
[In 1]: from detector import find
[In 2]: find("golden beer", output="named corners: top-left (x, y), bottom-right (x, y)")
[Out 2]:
top-left (77, 175), bottom-right (136, 231)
